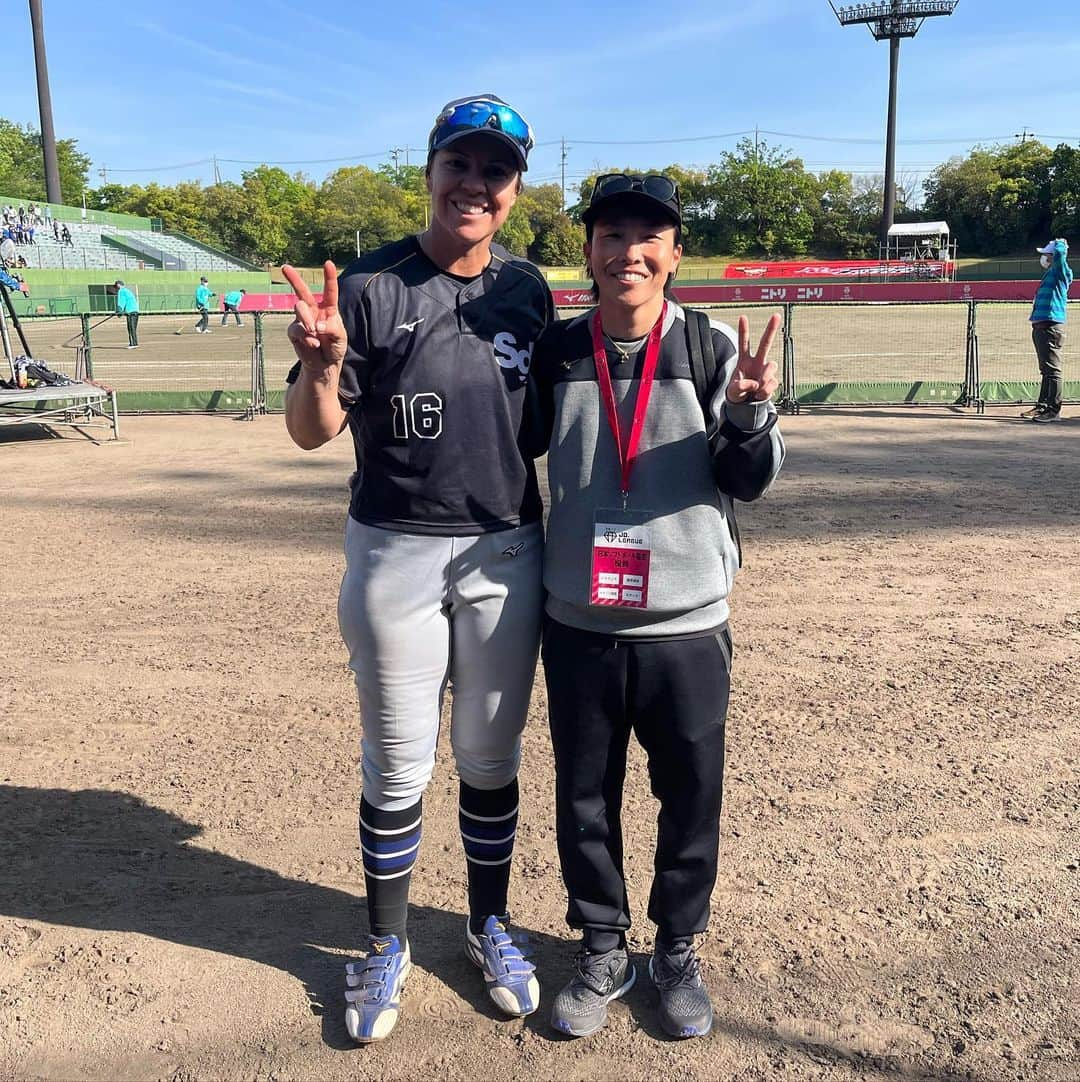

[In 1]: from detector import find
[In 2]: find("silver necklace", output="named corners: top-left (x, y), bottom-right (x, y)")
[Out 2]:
top-left (605, 333), bottom-right (647, 363)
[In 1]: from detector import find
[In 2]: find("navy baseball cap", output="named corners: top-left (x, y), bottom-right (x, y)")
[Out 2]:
top-left (427, 95), bottom-right (534, 172)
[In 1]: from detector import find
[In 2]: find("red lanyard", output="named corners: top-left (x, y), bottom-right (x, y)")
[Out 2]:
top-left (591, 302), bottom-right (666, 503)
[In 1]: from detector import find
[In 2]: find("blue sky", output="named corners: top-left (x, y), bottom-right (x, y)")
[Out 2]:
top-left (7, 0), bottom-right (1080, 203)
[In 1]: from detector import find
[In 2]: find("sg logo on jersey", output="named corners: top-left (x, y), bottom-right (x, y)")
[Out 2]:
top-left (494, 331), bottom-right (534, 384)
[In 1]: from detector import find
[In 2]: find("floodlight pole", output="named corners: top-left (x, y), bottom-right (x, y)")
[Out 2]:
top-left (882, 34), bottom-right (900, 243)
top-left (29, 0), bottom-right (63, 205)
top-left (829, 1), bottom-right (959, 246)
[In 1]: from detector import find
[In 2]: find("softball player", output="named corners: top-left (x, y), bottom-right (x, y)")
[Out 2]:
top-left (283, 94), bottom-right (551, 1044)
top-left (530, 174), bottom-right (784, 1039)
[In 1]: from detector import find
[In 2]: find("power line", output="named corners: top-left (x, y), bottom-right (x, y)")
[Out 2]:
top-left (96, 129), bottom-right (1080, 177)
top-left (106, 158), bottom-right (214, 173)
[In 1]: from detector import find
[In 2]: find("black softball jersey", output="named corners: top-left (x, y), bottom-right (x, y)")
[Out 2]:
top-left (287, 236), bottom-right (554, 535)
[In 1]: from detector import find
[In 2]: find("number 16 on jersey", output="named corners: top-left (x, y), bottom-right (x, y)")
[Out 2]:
top-left (390, 393), bottom-right (444, 440)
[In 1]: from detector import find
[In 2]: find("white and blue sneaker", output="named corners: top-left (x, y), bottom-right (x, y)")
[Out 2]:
top-left (464, 914), bottom-right (540, 1017)
top-left (344, 934), bottom-right (412, 1044)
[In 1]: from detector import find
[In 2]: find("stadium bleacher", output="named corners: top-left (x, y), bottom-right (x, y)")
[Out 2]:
top-left (7, 221), bottom-right (254, 273)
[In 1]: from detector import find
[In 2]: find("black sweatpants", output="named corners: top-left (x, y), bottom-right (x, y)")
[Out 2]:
top-left (542, 618), bottom-right (731, 944)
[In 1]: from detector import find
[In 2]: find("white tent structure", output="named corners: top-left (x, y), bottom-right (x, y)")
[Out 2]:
top-left (881, 221), bottom-right (957, 279)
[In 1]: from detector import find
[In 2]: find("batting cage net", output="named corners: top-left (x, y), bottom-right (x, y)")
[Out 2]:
top-left (22, 312), bottom-right (256, 413)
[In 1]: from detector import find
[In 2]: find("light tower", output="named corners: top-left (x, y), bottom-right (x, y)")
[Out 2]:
top-left (830, 1), bottom-right (960, 243)
top-left (29, 0), bottom-right (63, 204)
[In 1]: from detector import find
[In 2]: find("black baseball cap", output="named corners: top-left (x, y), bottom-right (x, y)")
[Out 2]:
top-left (582, 174), bottom-right (682, 229)
top-left (427, 94), bottom-right (534, 172)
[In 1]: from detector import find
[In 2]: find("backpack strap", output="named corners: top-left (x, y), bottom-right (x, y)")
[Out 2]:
top-left (684, 306), bottom-right (718, 415)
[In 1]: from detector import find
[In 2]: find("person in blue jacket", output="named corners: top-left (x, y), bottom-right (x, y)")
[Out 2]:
top-left (0, 265), bottom-right (28, 293)
top-left (1024, 238), bottom-right (1072, 422)
top-left (194, 277), bottom-right (215, 334)
top-left (221, 288), bottom-right (246, 327)
top-left (114, 280), bottom-right (140, 347)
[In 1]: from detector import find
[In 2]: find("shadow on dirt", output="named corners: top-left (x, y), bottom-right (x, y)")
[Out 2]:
top-left (1, 785), bottom-right (984, 1079)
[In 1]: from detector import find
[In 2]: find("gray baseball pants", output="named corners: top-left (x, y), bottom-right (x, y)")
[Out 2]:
top-left (338, 517), bottom-right (543, 811)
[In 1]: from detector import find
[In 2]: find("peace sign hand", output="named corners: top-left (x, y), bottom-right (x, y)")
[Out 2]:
top-left (726, 313), bottom-right (782, 404)
top-left (283, 261), bottom-right (347, 374)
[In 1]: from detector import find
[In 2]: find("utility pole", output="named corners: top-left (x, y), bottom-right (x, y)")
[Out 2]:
top-left (560, 137), bottom-right (569, 208)
top-left (212, 155), bottom-right (222, 185)
top-left (1014, 129), bottom-right (1035, 144)
top-left (98, 165), bottom-right (107, 186)
top-left (830, 1), bottom-right (960, 245)
top-left (389, 147), bottom-right (405, 181)
top-left (29, 0), bottom-right (63, 204)
top-left (753, 125), bottom-right (762, 247)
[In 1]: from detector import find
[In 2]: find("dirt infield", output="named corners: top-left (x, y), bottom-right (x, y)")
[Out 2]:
top-left (1, 409), bottom-right (1077, 1081)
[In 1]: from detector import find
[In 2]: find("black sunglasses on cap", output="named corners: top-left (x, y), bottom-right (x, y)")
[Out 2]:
top-left (583, 173), bottom-right (681, 226)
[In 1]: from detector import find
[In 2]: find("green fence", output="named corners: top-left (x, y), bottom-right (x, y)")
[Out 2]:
top-left (12, 301), bottom-right (1075, 416)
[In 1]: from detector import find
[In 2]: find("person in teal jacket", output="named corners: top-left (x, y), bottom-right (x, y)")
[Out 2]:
top-left (1024, 238), bottom-right (1072, 422)
top-left (221, 288), bottom-right (246, 327)
top-left (194, 277), bottom-right (216, 334)
top-left (114, 279), bottom-right (140, 348)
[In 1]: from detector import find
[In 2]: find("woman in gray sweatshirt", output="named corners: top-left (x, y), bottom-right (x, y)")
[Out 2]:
top-left (530, 173), bottom-right (785, 1040)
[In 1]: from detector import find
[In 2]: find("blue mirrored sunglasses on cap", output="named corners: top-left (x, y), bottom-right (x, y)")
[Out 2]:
top-left (428, 96), bottom-right (534, 170)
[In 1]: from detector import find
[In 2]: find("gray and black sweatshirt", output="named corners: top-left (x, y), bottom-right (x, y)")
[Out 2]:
top-left (530, 302), bottom-right (785, 639)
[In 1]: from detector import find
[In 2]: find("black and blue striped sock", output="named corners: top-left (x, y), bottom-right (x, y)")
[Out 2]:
top-left (360, 795), bottom-right (422, 943)
top-left (459, 779), bottom-right (518, 935)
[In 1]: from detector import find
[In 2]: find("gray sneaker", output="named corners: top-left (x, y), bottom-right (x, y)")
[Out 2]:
top-left (551, 946), bottom-right (636, 1037)
top-left (649, 942), bottom-right (713, 1038)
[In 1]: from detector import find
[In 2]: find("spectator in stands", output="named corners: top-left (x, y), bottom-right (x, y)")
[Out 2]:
top-left (43, 205), bottom-right (52, 227)
top-left (60, 224), bottom-right (73, 246)
top-left (194, 276), bottom-right (216, 334)
top-left (52, 218), bottom-right (60, 241)
top-left (114, 279), bottom-right (140, 348)
top-left (221, 288), bottom-right (246, 326)
top-left (28, 203), bottom-right (38, 225)
top-left (1023, 238), bottom-right (1073, 423)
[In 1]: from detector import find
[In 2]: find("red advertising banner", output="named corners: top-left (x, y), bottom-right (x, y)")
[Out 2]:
top-left (235, 292), bottom-right (298, 311)
top-left (552, 281), bottom-right (1078, 307)
top-left (723, 260), bottom-right (955, 279)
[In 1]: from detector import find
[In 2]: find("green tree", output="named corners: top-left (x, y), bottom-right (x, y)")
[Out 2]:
top-left (1049, 143), bottom-right (1080, 240)
top-left (110, 181), bottom-right (211, 239)
top-left (923, 142), bottom-right (1052, 254)
top-left (533, 215), bottom-right (584, 265)
top-left (87, 183), bottom-right (137, 212)
top-left (707, 139), bottom-right (817, 257)
top-left (494, 202), bottom-right (534, 256)
top-left (513, 183), bottom-right (584, 264)
top-left (232, 167), bottom-right (316, 264)
top-left (313, 166), bottom-right (422, 262)
top-left (0, 119), bottom-right (90, 204)
top-left (811, 170), bottom-right (880, 257)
